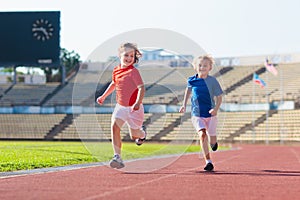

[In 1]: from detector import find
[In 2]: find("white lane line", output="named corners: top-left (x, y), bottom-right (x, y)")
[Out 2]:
top-left (0, 147), bottom-right (240, 179)
top-left (0, 151), bottom-right (193, 179)
top-left (290, 148), bottom-right (300, 163)
top-left (0, 162), bottom-right (106, 179)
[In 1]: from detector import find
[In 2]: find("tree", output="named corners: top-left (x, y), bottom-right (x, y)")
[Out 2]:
top-left (60, 48), bottom-right (81, 74)
top-left (44, 67), bottom-right (54, 82)
top-left (44, 48), bottom-right (81, 82)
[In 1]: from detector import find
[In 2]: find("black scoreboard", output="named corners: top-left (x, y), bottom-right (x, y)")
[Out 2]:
top-left (0, 11), bottom-right (60, 67)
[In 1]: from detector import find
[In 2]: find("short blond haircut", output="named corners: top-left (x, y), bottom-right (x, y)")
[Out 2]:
top-left (192, 54), bottom-right (215, 70)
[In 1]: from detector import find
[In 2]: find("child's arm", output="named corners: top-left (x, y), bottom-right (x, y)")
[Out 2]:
top-left (209, 95), bottom-right (222, 116)
top-left (96, 82), bottom-right (116, 105)
top-left (132, 84), bottom-right (145, 110)
top-left (179, 87), bottom-right (191, 113)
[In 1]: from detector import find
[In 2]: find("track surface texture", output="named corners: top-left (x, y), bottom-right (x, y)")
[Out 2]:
top-left (0, 144), bottom-right (299, 200)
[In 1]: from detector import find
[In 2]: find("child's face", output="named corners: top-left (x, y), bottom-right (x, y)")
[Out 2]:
top-left (119, 47), bottom-right (135, 67)
top-left (195, 58), bottom-right (212, 76)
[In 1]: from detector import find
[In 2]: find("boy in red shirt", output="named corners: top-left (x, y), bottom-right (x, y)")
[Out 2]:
top-left (97, 43), bottom-right (147, 169)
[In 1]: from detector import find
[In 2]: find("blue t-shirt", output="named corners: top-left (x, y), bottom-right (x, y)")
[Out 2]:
top-left (187, 74), bottom-right (223, 118)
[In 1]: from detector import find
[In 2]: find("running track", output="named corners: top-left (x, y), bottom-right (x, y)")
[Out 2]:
top-left (0, 144), bottom-right (299, 200)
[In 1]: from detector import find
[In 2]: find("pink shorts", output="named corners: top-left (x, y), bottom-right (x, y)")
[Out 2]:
top-left (112, 103), bottom-right (144, 130)
top-left (191, 116), bottom-right (218, 136)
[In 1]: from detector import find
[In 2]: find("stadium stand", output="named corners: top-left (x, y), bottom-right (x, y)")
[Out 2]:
top-left (236, 110), bottom-right (300, 142)
top-left (160, 111), bottom-right (266, 142)
top-left (0, 114), bottom-right (66, 139)
top-left (54, 113), bottom-right (153, 141)
top-left (219, 65), bottom-right (264, 103)
top-left (0, 84), bottom-right (13, 98)
top-left (44, 70), bottom-right (112, 106)
top-left (0, 83), bottom-right (60, 106)
top-left (145, 112), bottom-right (187, 140)
top-left (54, 114), bottom-right (112, 140)
top-left (226, 63), bottom-right (300, 103)
top-left (1, 61), bottom-right (300, 143)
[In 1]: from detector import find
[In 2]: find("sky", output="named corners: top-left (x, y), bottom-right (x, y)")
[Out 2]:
top-left (1, 0), bottom-right (300, 62)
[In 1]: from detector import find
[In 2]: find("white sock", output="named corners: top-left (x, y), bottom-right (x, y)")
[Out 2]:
top-left (140, 130), bottom-right (146, 139)
top-left (206, 159), bottom-right (212, 164)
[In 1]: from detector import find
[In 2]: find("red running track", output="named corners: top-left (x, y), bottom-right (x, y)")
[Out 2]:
top-left (0, 144), bottom-right (299, 200)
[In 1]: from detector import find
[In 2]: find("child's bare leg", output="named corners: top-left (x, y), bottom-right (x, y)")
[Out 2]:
top-left (209, 135), bottom-right (218, 151)
top-left (129, 128), bottom-right (145, 140)
top-left (210, 135), bottom-right (217, 145)
top-left (199, 128), bottom-right (210, 161)
top-left (111, 118), bottom-right (124, 155)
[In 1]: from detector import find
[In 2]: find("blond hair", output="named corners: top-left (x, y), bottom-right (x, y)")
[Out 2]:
top-left (192, 54), bottom-right (215, 70)
top-left (118, 42), bottom-right (142, 64)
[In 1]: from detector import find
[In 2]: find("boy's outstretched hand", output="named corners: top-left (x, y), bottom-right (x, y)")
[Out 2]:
top-left (209, 109), bottom-right (218, 116)
top-left (179, 106), bottom-right (185, 113)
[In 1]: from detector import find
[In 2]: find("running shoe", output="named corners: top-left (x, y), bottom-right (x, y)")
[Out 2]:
top-left (135, 125), bottom-right (147, 146)
top-left (109, 155), bottom-right (125, 169)
top-left (204, 162), bottom-right (214, 171)
top-left (211, 142), bottom-right (218, 151)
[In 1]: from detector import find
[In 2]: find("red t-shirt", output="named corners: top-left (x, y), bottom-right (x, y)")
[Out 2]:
top-left (112, 65), bottom-right (144, 106)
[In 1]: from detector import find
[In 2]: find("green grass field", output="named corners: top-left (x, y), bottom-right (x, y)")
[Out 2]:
top-left (0, 141), bottom-right (227, 172)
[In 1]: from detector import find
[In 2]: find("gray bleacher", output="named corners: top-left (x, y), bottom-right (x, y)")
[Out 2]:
top-left (44, 70), bottom-right (112, 106)
top-left (1, 62), bottom-right (300, 143)
top-left (0, 83), bottom-right (59, 106)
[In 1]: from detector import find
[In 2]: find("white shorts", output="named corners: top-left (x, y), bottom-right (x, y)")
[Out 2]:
top-left (112, 103), bottom-right (144, 130)
top-left (191, 116), bottom-right (218, 136)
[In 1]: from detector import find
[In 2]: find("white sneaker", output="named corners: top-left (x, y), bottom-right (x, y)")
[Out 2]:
top-left (135, 125), bottom-right (147, 146)
top-left (109, 155), bottom-right (125, 169)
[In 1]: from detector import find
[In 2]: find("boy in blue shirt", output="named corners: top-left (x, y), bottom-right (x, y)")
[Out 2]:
top-left (179, 55), bottom-right (223, 171)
